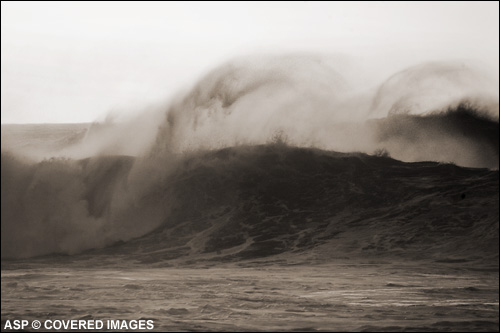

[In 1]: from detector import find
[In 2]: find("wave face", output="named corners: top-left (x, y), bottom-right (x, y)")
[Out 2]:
top-left (2, 145), bottom-right (498, 261)
top-left (1, 55), bottom-right (499, 259)
top-left (93, 145), bottom-right (499, 263)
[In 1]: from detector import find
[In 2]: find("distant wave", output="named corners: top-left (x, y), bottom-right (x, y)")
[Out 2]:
top-left (370, 61), bottom-right (499, 118)
top-left (373, 102), bottom-right (499, 169)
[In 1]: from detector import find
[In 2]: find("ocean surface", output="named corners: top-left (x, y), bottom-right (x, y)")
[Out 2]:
top-left (1, 58), bottom-right (498, 331)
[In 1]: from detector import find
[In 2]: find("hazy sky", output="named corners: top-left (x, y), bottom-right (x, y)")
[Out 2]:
top-left (1, 1), bottom-right (498, 123)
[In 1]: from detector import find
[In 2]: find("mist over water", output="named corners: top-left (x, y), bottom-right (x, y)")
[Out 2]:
top-left (1, 55), bottom-right (499, 258)
top-left (3, 55), bottom-right (498, 163)
top-left (151, 56), bottom-right (498, 168)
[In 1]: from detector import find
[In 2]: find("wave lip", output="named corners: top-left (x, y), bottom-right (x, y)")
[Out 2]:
top-left (370, 61), bottom-right (499, 119)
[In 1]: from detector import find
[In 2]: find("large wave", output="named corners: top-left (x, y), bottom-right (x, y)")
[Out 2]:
top-left (1, 55), bottom-right (498, 259)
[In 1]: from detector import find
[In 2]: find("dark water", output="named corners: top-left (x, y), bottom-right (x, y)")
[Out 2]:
top-left (1, 260), bottom-right (498, 332)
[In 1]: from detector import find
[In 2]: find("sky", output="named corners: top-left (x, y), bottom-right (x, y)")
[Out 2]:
top-left (1, 1), bottom-right (499, 124)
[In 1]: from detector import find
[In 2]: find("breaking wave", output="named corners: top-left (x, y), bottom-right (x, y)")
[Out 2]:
top-left (1, 55), bottom-right (498, 259)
